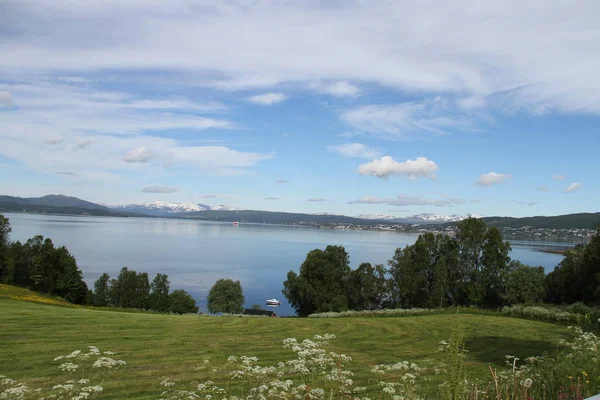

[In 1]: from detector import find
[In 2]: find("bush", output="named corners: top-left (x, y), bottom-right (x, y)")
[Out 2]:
top-left (501, 304), bottom-right (593, 325)
top-left (308, 307), bottom-right (435, 318)
top-left (168, 289), bottom-right (199, 314)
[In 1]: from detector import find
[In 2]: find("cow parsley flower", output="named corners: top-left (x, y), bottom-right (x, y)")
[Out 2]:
top-left (58, 363), bottom-right (79, 372)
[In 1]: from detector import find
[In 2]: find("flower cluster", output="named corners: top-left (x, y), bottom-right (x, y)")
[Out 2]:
top-left (308, 308), bottom-right (435, 318)
top-left (0, 346), bottom-right (125, 400)
top-left (501, 304), bottom-right (591, 324)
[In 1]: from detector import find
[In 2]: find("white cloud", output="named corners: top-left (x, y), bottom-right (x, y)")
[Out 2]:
top-left (552, 174), bottom-right (566, 180)
top-left (0, 81), bottom-right (232, 137)
top-left (340, 100), bottom-right (475, 139)
top-left (0, 80), bottom-right (271, 181)
top-left (123, 147), bottom-right (154, 163)
top-left (564, 182), bottom-right (581, 193)
top-left (57, 76), bottom-right (90, 84)
top-left (248, 92), bottom-right (288, 105)
top-left (517, 201), bottom-right (538, 207)
top-left (357, 156), bottom-right (438, 179)
top-left (264, 197), bottom-right (279, 200)
top-left (475, 172), bottom-right (512, 186)
top-left (2, 2), bottom-right (600, 115)
top-left (46, 137), bottom-right (64, 145)
top-left (457, 96), bottom-right (487, 110)
top-left (0, 91), bottom-right (12, 107)
top-left (199, 194), bottom-right (217, 199)
top-left (320, 81), bottom-right (360, 97)
top-left (141, 186), bottom-right (180, 193)
top-left (349, 195), bottom-right (464, 207)
top-left (276, 180), bottom-right (289, 184)
top-left (306, 198), bottom-right (327, 202)
top-left (76, 138), bottom-right (96, 150)
top-left (327, 143), bottom-right (380, 159)
top-left (538, 186), bottom-right (550, 192)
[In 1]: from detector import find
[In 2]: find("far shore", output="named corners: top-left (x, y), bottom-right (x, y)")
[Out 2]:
top-left (538, 248), bottom-right (569, 255)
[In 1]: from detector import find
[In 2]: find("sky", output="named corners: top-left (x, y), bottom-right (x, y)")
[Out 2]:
top-left (0, 0), bottom-right (599, 218)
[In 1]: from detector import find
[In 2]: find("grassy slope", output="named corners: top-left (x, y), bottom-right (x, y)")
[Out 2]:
top-left (0, 286), bottom-right (570, 400)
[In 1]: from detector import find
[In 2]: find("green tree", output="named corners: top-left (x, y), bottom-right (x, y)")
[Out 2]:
top-left (546, 246), bottom-right (585, 304)
top-left (10, 241), bottom-right (31, 287)
top-left (481, 227), bottom-right (511, 308)
top-left (503, 261), bottom-right (546, 305)
top-left (53, 246), bottom-right (88, 304)
top-left (456, 218), bottom-right (487, 306)
top-left (93, 273), bottom-right (111, 306)
top-left (149, 273), bottom-right (171, 312)
top-left (388, 233), bottom-right (456, 308)
top-left (388, 245), bottom-right (425, 308)
top-left (109, 267), bottom-right (150, 309)
top-left (348, 263), bottom-right (387, 310)
top-left (546, 228), bottom-right (600, 304)
top-left (582, 228), bottom-right (600, 302)
top-left (282, 245), bottom-right (351, 316)
top-left (0, 214), bottom-right (13, 284)
top-left (250, 304), bottom-right (264, 310)
top-left (26, 236), bottom-right (55, 293)
top-left (207, 278), bottom-right (245, 314)
top-left (432, 255), bottom-right (448, 308)
top-left (168, 289), bottom-right (199, 314)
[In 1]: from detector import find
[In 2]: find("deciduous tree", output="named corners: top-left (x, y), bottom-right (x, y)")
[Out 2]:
top-left (282, 245), bottom-right (351, 316)
top-left (207, 278), bottom-right (244, 314)
top-left (168, 289), bottom-right (199, 314)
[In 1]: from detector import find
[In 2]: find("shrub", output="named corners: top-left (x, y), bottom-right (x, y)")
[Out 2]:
top-left (308, 307), bottom-right (435, 318)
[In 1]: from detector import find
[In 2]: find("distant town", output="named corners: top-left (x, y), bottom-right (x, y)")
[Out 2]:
top-left (291, 220), bottom-right (595, 244)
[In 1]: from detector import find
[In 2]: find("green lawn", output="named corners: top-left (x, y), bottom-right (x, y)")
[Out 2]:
top-left (0, 291), bottom-right (571, 399)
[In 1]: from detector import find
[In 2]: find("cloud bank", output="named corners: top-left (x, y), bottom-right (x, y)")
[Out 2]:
top-left (349, 195), bottom-right (464, 207)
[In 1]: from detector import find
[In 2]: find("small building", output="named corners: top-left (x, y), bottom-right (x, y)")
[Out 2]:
top-left (243, 308), bottom-right (277, 317)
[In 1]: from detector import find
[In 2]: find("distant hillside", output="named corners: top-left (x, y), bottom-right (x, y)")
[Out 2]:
top-left (0, 201), bottom-right (135, 218)
top-left (478, 213), bottom-right (600, 230)
top-left (180, 209), bottom-right (383, 225)
top-left (0, 195), bottom-right (108, 210)
top-left (1, 194), bottom-right (597, 229)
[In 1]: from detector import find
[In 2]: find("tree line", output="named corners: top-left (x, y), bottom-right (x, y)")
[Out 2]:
top-left (283, 218), bottom-right (600, 316)
top-left (91, 271), bottom-right (245, 314)
top-left (0, 214), bottom-right (89, 304)
top-left (0, 214), bottom-right (200, 313)
top-left (91, 268), bottom-right (199, 313)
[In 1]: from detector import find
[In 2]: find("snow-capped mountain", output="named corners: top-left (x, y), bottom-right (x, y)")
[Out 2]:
top-left (404, 213), bottom-right (482, 223)
top-left (310, 212), bottom-right (343, 216)
top-left (356, 213), bottom-right (397, 221)
top-left (111, 201), bottom-right (236, 216)
top-left (210, 204), bottom-right (237, 211)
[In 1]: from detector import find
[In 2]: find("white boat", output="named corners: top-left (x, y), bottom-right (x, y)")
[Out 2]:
top-left (265, 298), bottom-right (281, 306)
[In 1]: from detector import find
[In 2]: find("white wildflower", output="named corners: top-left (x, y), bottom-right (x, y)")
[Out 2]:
top-left (521, 378), bottom-right (533, 388)
top-left (58, 363), bottom-right (79, 372)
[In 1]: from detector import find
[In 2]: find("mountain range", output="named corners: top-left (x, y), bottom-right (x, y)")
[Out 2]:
top-left (0, 195), bottom-right (598, 229)
top-left (112, 201), bottom-right (237, 216)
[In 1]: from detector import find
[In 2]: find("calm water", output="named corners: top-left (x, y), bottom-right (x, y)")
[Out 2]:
top-left (5, 213), bottom-right (569, 316)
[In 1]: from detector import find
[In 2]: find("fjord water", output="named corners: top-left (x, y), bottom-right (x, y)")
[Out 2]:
top-left (6, 213), bottom-right (569, 316)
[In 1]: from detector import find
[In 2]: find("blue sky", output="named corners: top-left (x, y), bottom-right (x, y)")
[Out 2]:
top-left (0, 0), bottom-right (598, 218)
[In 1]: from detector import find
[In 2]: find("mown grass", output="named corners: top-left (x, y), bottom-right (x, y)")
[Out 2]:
top-left (0, 286), bottom-right (571, 400)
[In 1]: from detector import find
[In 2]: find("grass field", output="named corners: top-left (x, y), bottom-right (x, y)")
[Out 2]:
top-left (0, 285), bottom-right (572, 400)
